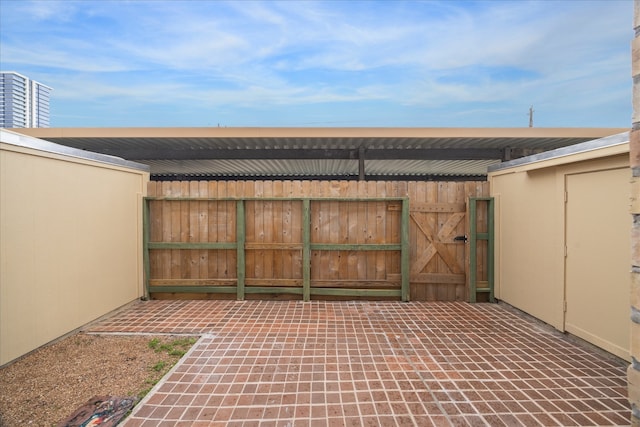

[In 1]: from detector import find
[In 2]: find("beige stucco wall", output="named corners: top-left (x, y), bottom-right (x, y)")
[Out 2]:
top-left (490, 140), bottom-right (630, 361)
top-left (0, 133), bottom-right (149, 366)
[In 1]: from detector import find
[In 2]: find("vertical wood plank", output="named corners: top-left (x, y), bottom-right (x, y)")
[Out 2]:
top-left (464, 181), bottom-right (474, 302)
top-left (272, 181), bottom-right (284, 282)
top-left (385, 181), bottom-right (397, 281)
top-left (454, 182), bottom-right (466, 301)
top-left (226, 181), bottom-right (237, 278)
top-left (180, 182), bottom-right (190, 280)
top-left (198, 181), bottom-right (209, 280)
top-left (262, 181), bottom-right (274, 281)
top-left (329, 181), bottom-right (340, 279)
top-left (411, 181), bottom-right (420, 300)
top-left (411, 182), bottom-right (425, 300)
top-left (207, 181), bottom-right (220, 281)
top-left (356, 180), bottom-right (367, 280)
top-left (158, 183), bottom-right (171, 282)
top-left (425, 182), bottom-right (438, 301)
top-left (291, 182), bottom-right (303, 280)
top-left (317, 181), bottom-right (330, 281)
top-left (218, 181), bottom-right (229, 279)
top-left (245, 186), bottom-right (257, 281)
top-left (189, 181), bottom-right (200, 280)
top-left (436, 181), bottom-right (448, 301)
top-left (375, 181), bottom-right (386, 280)
top-left (300, 180), bottom-right (311, 198)
top-left (337, 181), bottom-right (349, 281)
top-left (170, 182), bottom-right (182, 280)
top-left (146, 181), bottom-right (155, 197)
top-left (347, 181), bottom-right (359, 280)
top-left (280, 181), bottom-right (293, 283)
top-left (254, 181), bottom-right (265, 281)
top-left (365, 181), bottom-right (376, 280)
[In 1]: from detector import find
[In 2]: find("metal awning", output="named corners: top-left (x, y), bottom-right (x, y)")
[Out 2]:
top-left (11, 127), bottom-right (627, 180)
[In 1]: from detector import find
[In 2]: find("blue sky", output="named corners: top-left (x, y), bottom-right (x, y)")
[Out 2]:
top-left (0, 0), bottom-right (633, 128)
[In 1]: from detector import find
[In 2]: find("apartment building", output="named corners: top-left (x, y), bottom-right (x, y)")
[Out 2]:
top-left (0, 71), bottom-right (52, 128)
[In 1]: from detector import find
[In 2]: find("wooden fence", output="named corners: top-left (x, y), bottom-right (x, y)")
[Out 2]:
top-left (146, 180), bottom-right (490, 301)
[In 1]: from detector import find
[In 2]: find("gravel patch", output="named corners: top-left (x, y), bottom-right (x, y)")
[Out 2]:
top-left (0, 333), bottom-right (196, 426)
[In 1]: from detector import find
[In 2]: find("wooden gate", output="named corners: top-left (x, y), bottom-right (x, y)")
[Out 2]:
top-left (409, 201), bottom-right (467, 300)
top-left (144, 180), bottom-right (490, 301)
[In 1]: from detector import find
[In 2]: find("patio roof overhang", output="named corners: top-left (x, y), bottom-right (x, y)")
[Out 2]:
top-left (11, 127), bottom-right (628, 180)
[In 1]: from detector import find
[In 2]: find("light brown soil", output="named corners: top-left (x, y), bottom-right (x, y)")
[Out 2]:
top-left (0, 333), bottom-right (197, 427)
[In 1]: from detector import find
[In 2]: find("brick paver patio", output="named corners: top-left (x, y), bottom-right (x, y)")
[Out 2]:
top-left (86, 300), bottom-right (630, 426)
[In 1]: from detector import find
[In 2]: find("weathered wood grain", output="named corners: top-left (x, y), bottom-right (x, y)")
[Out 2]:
top-left (146, 180), bottom-right (489, 301)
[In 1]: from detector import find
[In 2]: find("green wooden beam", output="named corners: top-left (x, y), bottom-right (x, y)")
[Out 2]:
top-left (401, 197), bottom-right (410, 302)
top-left (142, 197), bottom-right (151, 300)
top-left (487, 197), bottom-right (495, 303)
top-left (148, 242), bottom-right (237, 250)
top-left (149, 286), bottom-right (237, 294)
top-left (310, 243), bottom-right (401, 251)
top-left (469, 198), bottom-right (478, 303)
top-left (236, 200), bottom-right (246, 300)
top-left (310, 288), bottom-right (402, 297)
top-left (468, 197), bottom-right (495, 303)
top-left (302, 199), bottom-right (311, 302)
top-left (146, 196), bottom-right (408, 202)
top-left (245, 287), bottom-right (304, 295)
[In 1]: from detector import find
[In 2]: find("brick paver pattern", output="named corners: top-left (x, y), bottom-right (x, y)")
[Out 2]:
top-left (86, 300), bottom-right (630, 426)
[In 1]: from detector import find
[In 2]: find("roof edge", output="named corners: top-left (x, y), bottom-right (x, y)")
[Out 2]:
top-left (488, 131), bottom-right (630, 172)
top-left (10, 127), bottom-right (629, 139)
top-left (0, 128), bottom-right (150, 172)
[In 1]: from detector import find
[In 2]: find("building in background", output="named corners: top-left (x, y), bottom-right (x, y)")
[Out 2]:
top-left (0, 71), bottom-right (52, 128)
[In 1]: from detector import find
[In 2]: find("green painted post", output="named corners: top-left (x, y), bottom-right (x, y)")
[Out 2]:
top-left (468, 197), bottom-right (495, 303)
top-left (469, 198), bottom-right (477, 303)
top-left (142, 197), bottom-right (151, 300)
top-left (401, 198), bottom-right (411, 302)
top-left (236, 200), bottom-right (246, 300)
top-left (487, 198), bottom-right (495, 303)
top-left (302, 199), bottom-right (311, 302)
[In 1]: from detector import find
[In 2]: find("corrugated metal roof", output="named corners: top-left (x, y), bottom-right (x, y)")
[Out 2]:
top-left (9, 135), bottom-right (620, 151)
top-left (10, 127), bottom-right (627, 180)
top-left (147, 158), bottom-right (500, 178)
top-left (366, 159), bottom-right (500, 176)
top-left (149, 159), bottom-right (357, 177)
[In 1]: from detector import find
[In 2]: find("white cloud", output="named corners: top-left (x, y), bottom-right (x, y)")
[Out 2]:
top-left (19, 0), bottom-right (79, 22)
top-left (0, 0), bottom-right (631, 127)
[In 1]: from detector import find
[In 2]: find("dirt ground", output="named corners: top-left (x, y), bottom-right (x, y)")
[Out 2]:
top-left (0, 333), bottom-right (197, 427)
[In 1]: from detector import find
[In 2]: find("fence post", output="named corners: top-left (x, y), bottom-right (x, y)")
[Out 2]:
top-left (401, 197), bottom-right (410, 302)
top-left (487, 198), bottom-right (495, 303)
top-left (142, 197), bottom-right (150, 300)
top-left (469, 198), bottom-right (478, 303)
top-left (236, 200), bottom-right (245, 300)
